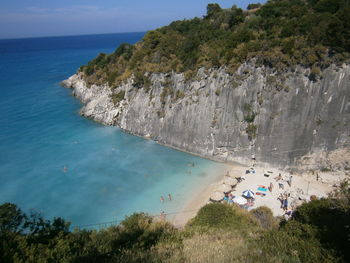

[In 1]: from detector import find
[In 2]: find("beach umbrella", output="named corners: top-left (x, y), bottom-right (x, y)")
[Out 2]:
top-left (242, 190), bottom-right (255, 199)
top-left (210, 191), bottom-right (225, 202)
top-left (233, 196), bottom-right (247, 205)
top-left (224, 177), bottom-right (238, 186)
top-left (216, 183), bottom-right (232, 193)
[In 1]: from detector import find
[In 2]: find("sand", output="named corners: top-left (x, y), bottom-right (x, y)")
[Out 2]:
top-left (171, 162), bottom-right (347, 228)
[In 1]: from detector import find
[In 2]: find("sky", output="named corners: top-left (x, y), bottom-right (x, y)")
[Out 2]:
top-left (0, 0), bottom-right (266, 39)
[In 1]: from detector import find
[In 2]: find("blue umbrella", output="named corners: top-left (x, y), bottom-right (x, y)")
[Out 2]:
top-left (242, 190), bottom-right (255, 199)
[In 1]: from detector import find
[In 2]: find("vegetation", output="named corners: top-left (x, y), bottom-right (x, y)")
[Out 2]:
top-left (243, 103), bottom-right (256, 123)
top-left (246, 123), bottom-right (257, 140)
top-left (80, 0), bottom-right (350, 90)
top-left (111, 90), bottom-right (125, 105)
top-left (1, 179), bottom-right (349, 262)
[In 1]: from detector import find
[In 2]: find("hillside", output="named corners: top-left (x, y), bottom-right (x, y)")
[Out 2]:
top-left (80, 0), bottom-right (350, 87)
top-left (63, 0), bottom-right (350, 168)
top-left (1, 181), bottom-right (349, 262)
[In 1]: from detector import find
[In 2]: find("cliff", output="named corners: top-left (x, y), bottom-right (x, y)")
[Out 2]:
top-left (62, 62), bottom-right (350, 169)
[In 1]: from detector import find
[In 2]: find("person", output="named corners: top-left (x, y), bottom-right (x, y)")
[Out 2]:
top-left (223, 194), bottom-right (229, 202)
top-left (279, 183), bottom-right (284, 189)
top-left (268, 182), bottom-right (274, 192)
top-left (316, 172), bottom-right (319, 181)
top-left (278, 194), bottom-right (284, 208)
top-left (288, 175), bottom-right (293, 187)
top-left (168, 194), bottom-right (172, 201)
top-left (160, 196), bottom-right (164, 203)
top-left (63, 166), bottom-right (68, 173)
top-left (274, 173), bottom-right (282, 181)
top-left (283, 198), bottom-right (288, 211)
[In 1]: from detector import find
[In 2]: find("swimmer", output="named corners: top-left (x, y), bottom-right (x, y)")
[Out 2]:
top-left (168, 194), bottom-right (172, 201)
top-left (160, 196), bottom-right (164, 202)
top-left (63, 166), bottom-right (68, 173)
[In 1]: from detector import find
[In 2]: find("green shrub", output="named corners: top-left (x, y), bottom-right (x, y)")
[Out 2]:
top-left (309, 66), bottom-right (321, 81)
top-left (116, 213), bottom-right (174, 250)
top-left (247, 3), bottom-right (261, 10)
top-left (175, 90), bottom-right (185, 100)
top-left (243, 103), bottom-right (256, 123)
top-left (249, 221), bottom-right (337, 263)
top-left (188, 203), bottom-right (257, 231)
top-left (246, 123), bottom-right (257, 140)
top-left (250, 206), bottom-right (278, 229)
top-left (79, 0), bottom-right (350, 89)
top-left (133, 71), bottom-right (151, 88)
top-left (111, 90), bottom-right (125, 105)
top-left (292, 199), bottom-right (350, 260)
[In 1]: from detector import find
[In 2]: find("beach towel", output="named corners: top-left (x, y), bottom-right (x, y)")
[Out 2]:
top-left (258, 185), bottom-right (267, 189)
top-left (257, 187), bottom-right (267, 192)
top-left (256, 192), bottom-right (266, 197)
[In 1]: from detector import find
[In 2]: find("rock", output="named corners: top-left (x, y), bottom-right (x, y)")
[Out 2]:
top-left (62, 62), bottom-right (350, 168)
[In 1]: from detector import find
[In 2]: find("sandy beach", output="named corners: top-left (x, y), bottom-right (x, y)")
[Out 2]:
top-left (171, 162), bottom-right (347, 228)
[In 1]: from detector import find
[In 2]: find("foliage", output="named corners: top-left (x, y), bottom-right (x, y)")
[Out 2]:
top-left (247, 3), bottom-right (261, 10)
top-left (246, 123), bottom-right (257, 140)
top-left (188, 203), bottom-right (258, 231)
top-left (248, 221), bottom-right (337, 262)
top-left (243, 103), bottom-right (256, 123)
top-left (249, 206), bottom-right (278, 229)
top-left (111, 90), bottom-right (125, 105)
top-left (291, 198), bottom-right (350, 260)
top-left (79, 0), bottom-right (350, 88)
top-left (1, 192), bottom-right (350, 263)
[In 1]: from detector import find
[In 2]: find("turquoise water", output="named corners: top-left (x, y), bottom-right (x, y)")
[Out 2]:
top-left (0, 33), bottom-right (228, 227)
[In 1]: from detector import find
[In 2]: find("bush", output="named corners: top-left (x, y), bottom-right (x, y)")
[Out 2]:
top-left (247, 3), bottom-right (261, 10)
top-left (79, 0), bottom-right (350, 89)
top-left (309, 66), bottom-right (321, 81)
top-left (292, 199), bottom-right (350, 260)
top-left (249, 221), bottom-right (337, 262)
top-left (250, 206), bottom-right (278, 229)
top-left (246, 123), bottom-right (257, 140)
top-left (133, 71), bottom-right (151, 88)
top-left (188, 203), bottom-right (257, 231)
top-left (111, 90), bottom-right (125, 105)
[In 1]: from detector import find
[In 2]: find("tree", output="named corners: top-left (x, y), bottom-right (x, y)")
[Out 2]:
top-left (0, 203), bottom-right (26, 234)
top-left (206, 3), bottom-right (222, 18)
top-left (247, 3), bottom-right (262, 10)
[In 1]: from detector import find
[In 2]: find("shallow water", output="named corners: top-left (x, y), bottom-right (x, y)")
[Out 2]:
top-left (0, 33), bottom-right (228, 227)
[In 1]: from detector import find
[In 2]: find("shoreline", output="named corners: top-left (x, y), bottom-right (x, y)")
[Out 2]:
top-left (171, 162), bottom-right (347, 228)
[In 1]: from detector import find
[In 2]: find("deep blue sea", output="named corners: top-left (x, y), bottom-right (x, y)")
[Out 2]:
top-left (0, 33), bottom-right (228, 227)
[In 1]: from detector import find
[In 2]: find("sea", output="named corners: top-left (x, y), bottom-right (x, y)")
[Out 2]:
top-left (0, 33), bottom-right (228, 228)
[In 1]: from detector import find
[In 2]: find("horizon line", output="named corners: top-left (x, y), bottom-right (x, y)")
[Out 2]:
top-left (0, 31), bottom-right (147, 41)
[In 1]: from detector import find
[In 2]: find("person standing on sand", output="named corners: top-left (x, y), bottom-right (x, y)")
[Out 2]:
top-left (168, 194), bottom-right (172, 201)
top-left (283, 197), bottom-right (288, 211)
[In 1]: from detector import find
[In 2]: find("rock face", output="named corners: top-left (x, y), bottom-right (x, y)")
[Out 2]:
top-left (62, 62), bottom-right (350, 168)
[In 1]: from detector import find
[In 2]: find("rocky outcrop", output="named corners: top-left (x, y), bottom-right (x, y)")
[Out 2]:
top-left (62, 62), bottom-right (350, 169)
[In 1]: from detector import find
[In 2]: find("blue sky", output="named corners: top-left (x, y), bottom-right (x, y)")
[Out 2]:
top-left (0, 0), bottom-right (265, 39)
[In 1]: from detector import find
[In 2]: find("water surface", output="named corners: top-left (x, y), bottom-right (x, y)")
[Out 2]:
top-left (0, 33), bottom-right (228, 227)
